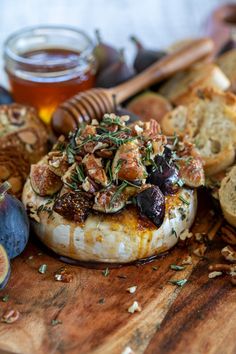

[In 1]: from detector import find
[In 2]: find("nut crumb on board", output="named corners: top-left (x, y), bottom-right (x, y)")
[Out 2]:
top-left (126, 286), bottom-right (137, 294)
top-left (128, 301), bottom-right (142, 314)
top-left (208, 271), bottom-right (222, 279)
top-left (1, 309), bottom-right (20, 324)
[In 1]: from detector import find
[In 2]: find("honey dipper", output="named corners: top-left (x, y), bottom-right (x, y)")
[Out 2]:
top-left (52, 38), bottom-right (214, 135)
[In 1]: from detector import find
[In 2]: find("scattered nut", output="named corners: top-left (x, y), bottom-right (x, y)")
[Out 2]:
top-left (182, 256), bottom-right (192, 265)
top-left (192, 244), bottom-right (207, 257)
top-left (1, 309), bottom-right (20, 324)
top-left (221, 226), bottom-right (236, 245)
top-left (126, 286), bottom-right (137, 294)
top-left (221, 246), bottom-right (236, 263)
top-left (208, 271), bottom-right (222, 279)
top-left (128, 301), bottom-right (142, 314)
top-left (54, 267), bottom-right (73, 283)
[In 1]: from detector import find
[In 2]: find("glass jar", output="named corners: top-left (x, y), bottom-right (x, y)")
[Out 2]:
top-left (4, 26), bottom-right (96, 124)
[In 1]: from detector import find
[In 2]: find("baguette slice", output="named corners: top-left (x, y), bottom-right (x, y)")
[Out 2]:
top-left (158, 63), bottom-right (230, 106)
top-left (219, 165), bottom-right (236, 227)
top-left (216, 49), bottom-right (236, 93)
top-left (161, 89), bottom-right (236, 175)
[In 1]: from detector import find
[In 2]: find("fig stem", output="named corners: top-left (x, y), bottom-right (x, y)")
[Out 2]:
top-left (130, 35), bottom-right (143, 50)
top-left (0, 181), bottom-right (11, 201)
top-left (95, 29), bottom-right (102, 44)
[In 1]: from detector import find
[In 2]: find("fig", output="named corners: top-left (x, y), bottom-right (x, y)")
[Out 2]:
top-left (0, 244), bottom-right (11, 289)
top-left (135, 185), bottom-right (165, 227)
top-left (0, 86), bottom-right (13, 105)
top-left (131, 36), bottom-right (166, 73)
top-left (93, 29), bottom-right (120, 73)
top-left (218, 38), bottom-right (236, 56)
top-left (126, 92), bottom-right (172, 123)
top-left (147, 150), bottom-right (179, 195)
top-left (115, 107), bottom-right (140, 124)
top-left (96, 49), bottom-right (135, 88)
top-left (30, 164), bottom-right (63, 196)
top-left (53, 192), bottom-right (93, 223)
top-left (0, 182), bottom-right (29, 259)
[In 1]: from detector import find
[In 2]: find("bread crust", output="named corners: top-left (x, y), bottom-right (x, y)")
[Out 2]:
top-left (219, 165), bottom-right (236, 227)
top-left (158, 63), bottom-right (230, 106)
top-left (161, 88), bottom-right (236, 176)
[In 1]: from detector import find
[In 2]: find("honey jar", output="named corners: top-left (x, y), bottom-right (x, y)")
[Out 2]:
top-left (4, 26), bottom-right (96, 124)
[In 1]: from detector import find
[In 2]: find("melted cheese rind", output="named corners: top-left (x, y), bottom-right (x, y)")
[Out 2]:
top-left (22, 179), bottom-right (197, 263)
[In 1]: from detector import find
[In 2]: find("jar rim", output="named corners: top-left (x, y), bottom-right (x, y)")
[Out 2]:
top-left (4, 25), bottom-right (94, 69)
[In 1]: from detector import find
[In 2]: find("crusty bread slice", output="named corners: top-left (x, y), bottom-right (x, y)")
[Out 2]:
top-left (161, 88), bottom-right (236, 175)
top-left (216, 49), bottom-right (236, 93)
top-left (158, 63), bottom-right (230, 106)
top-left (219, 165), bottom-right (236, 227)
top-left (161, 105), bottom-right (188, 136)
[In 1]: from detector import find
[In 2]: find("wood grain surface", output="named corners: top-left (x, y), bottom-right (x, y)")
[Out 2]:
top-left (0, 191), bottom-right (233, 354)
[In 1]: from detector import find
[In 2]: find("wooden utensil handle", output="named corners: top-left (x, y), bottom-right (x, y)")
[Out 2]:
top-left (111, 38), bottom-right (214, 103)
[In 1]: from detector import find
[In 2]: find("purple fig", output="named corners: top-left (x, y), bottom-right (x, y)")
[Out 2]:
top-left (93, 29), bottom-right (120, 73)
top-left (0, 244), bottom-right (11, 289)
top-left (0, 182), bottom-right (29, 259)
top-left (96, 49), bottom-right (135, 88)
top-left (0, 86), bottom-right (13, 105)
top-left (131, 36), bottom-right (166, 73)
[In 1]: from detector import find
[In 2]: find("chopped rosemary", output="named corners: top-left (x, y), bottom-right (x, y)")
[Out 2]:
top-left (2, 295), bottom-right (9, 302)
top-left (168, 279), bottom-right (187, 287)
top-left (177, 178), bottom-right (184, 187)
top-left (51, 319), bottom-right (62, 326)
top-left (170, 264), bottom-right (186, 271)
top-left (102, 267), bottom-right (110, 277)
top-left (38, 264), bottom-right (47, 274)
top-left (110, 181), bottom-right (128, 206)
top-left (179, 195), bottom-right (190, 206)
top-left (171, 228), bottom-right (177, 238)
top-left (152, 266), bottom-right (159, 271)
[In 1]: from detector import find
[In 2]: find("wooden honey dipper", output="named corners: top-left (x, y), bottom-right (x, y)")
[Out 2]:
top-left (52, 38), bottom-right (214, 135)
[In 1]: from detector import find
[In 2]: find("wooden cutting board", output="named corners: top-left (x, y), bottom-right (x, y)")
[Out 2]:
top-left (0, 191), bottom-right (234, 354)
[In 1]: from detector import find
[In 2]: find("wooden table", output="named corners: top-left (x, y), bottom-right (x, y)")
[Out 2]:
top-left (0, 191), bottom-right (235, 354)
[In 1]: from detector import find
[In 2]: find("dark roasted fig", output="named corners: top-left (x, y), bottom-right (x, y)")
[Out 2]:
top-left (93, 29), bottom-right (120, 73)
top-left (131, 36), bottom-right (166, 73)
top-left (0, 244), bottom-right (11, 289)
top-left (53, 192), bottom-right (93, 223)
top-left (0, 86), bottom-right (13, 105)
top-left (30, 164), bottom-right (63, 196)
top-left (218, 37), bottom-right (236, 56)
top-left (127, 91), bottom-right (171, 123)
top-left (115, 107), bottom-right (140, 124)
top-left (95, 49), bottom-right (135, 88)
top-left (0, 182), bottom-right (29, 259)
top-left (147, 151), bottom-right (179, 195)
top-left (135, 185), bottom-right (165, 227)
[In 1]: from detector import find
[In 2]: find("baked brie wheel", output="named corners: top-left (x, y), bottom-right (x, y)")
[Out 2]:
top-left (23, 114), bottom-right (203, 263)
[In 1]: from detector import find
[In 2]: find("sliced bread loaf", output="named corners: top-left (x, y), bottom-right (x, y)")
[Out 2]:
top-left (161, 88), bottom-right (236, 175)
top-left (216, 49), bottom-right (236, 93)
top-left (219, 165), bottom-right (236, 227)
top-left (158, 63), bottom-right (230, 106)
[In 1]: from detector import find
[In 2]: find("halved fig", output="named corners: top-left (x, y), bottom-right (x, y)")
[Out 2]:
top-left (135, 185), bottom-right (165, 227)
top-left (53, 192), bottom-right (93, 223)
top-left (176, 157), bottom-right (205, 188)
top-left (30, 164), bottom-right (63, 196)
top-left (112, 141), bottom-right (147, 181)
top-left (0, 244), bottom-right (11, 289)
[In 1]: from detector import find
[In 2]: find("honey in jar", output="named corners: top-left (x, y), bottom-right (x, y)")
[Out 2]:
top-left (4, 26), bottom-right (96, 124)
